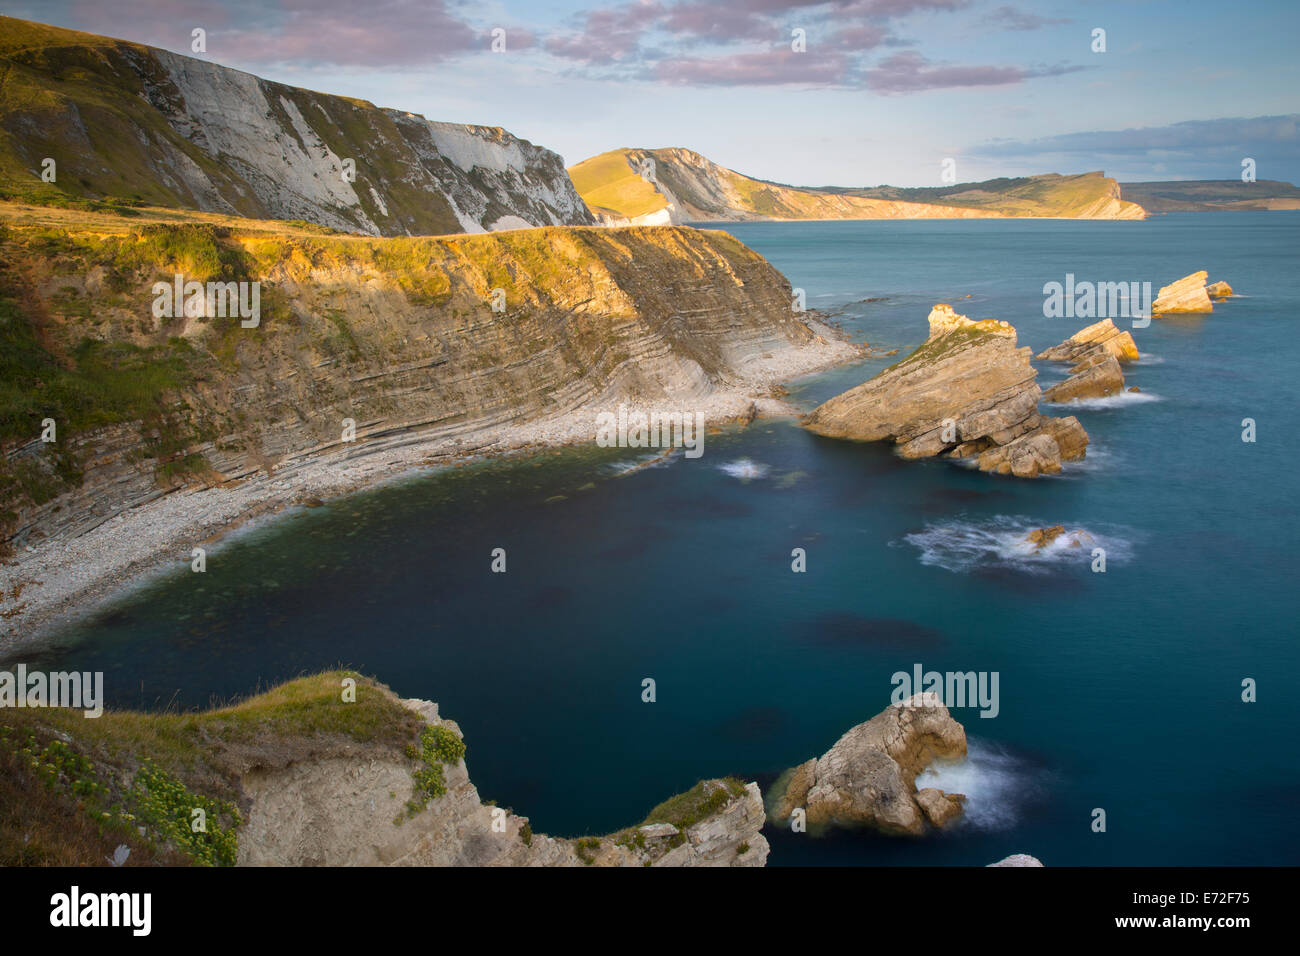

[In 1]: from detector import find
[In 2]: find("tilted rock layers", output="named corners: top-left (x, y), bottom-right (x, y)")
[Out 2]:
top-left (1038, 318), bottom-right (1136, 403)
top-left (802, 305), bottom-right (1089, 477)
top-left (2, 220), bottom-right (854, 546)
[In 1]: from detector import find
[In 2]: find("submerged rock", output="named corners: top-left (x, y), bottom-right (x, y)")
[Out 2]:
top-left (1153, 271), bottom-right (1214, 313)
top-left (766, 692), bottom-right (968, 835)
top-left (1026, 525), bottom-right (1067, 549)
top-left (802, 306), bottom-right (1088, 477)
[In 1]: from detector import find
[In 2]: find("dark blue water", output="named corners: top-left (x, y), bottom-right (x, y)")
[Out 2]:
top-left (18, 213), bottom-right (1300, 865)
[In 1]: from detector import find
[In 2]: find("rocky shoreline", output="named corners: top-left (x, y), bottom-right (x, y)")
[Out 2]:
top-left (0, 338), bottom-right (859, 652)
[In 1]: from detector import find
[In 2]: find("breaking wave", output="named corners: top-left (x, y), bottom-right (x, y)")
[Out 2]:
top-left (718, 458), bottom-right (770, 481)
top-left (899, 515), bottom-right (1133, 573)
top-left (916, 740), bottom-right (1045, 832)
top-left (1045, 389), bottom-right (1160, 410)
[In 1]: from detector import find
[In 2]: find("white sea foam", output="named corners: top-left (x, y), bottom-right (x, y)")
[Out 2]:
top-left (1045, 389), bottom-right (1160, 410)
top-left (605, 451), bottom-right (677, 477)
top-left (916, 740), bottom-right (1042, 832)
top-left (718, 458), bottom-right (769, 481)
top-left (900, 515), bottom-right (1133, 573)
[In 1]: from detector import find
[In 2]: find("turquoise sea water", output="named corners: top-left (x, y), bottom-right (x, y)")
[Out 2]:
top-left (15, 212), bottom-right (1300, 865)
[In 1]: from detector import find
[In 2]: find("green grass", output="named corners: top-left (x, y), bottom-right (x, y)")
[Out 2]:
top-left (567, 150), bottom-right (667, 220)
top-left (0, 670), bottom-right (427, 865)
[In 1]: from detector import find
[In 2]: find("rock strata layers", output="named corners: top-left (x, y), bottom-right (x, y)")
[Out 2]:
top-left (766, 693), bottom-right (968, 835)
top-left (1153, 271), bottom-right (1214, 313)
top-left (1038, 318), bottom-right (1136, 403)
top-left (802, 305), bottom-right (1089, 477)
top-left (1035, 318), bottom-right (1139, 364)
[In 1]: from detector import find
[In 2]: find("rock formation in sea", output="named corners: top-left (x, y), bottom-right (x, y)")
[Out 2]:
top-left (988, 854), bottom-right (1044, 867)
top-left (1025, 526), bottom-right (1094, 551)
top-left (766, 693), bottom-right (968, 835)
top-left (1153, 271), bottom-right (1215, 313)
top-left (1035, 318), bottom-right (1139, 364)
top-left (802, 305), bottom-right (1089, 477)
top-left (1037, 318), bottom-right (1136, 403)
top-left (1207, 280), bottom-right (1234, 299)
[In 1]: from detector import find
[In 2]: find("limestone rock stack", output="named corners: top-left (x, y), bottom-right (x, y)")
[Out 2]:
top-left (1038, 318), bottom-right (1136, 403)
top-left (1153, 271), bottom-right (1214, 313)
top-left (766, 693), bottom-right (968, 835)
top-left (802, 305), bottom-right (1089, 477)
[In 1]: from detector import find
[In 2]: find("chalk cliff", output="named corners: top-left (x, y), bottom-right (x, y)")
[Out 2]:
top-left (0, 16), bottom-right (594, 235)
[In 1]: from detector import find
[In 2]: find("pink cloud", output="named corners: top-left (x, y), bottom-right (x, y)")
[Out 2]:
top-left (865, 50), bottom-right (1083, 93)
top-left (654, 49), bottom-right (852, 85)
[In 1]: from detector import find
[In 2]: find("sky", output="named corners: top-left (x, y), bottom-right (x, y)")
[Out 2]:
top-left (6, 0), bottom-right (1299, 186)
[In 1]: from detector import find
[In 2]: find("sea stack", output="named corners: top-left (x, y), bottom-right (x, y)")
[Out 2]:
top-left (802, 305), bottom-right (1088, 477)
top-left (766, 693), bottom-right (968, 835)
top-left (1153, 271), bottom-right (1214, 313)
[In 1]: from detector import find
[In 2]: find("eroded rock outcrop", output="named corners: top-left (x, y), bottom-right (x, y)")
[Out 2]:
top-left (1038, 319), bottom-right (1135, 403)
top-left (766, 693), bottom-right (968, 835)
top-left (1207, 280), bottom-right (1234, 299)
top-left (802, 305), bottom-right (1088, 477)
top-left (989, 854), bottom-right (1044, 867)
top-left (1035, 318), bottom-right (1138, 364)
top-left (1153, 271), bottom-right (1214, 313)
top-left (239, 697), bottom-right (769, 867)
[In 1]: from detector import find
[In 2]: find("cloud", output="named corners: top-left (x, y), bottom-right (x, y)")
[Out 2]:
top-left (864, 50), bottom-right (1084, 93)
top-left (982, 5), bottom-right (1071, 31)
top-left (975, 114), bottom-right (1299, 156)
top-left (968, 115), bottom-right (1300, 181)
top-left (654, 49), bottom-right (854, 85)
top-left (62, 0), bottom-right (480, 67)
top-left (544, 1), bottom-right (665, 65)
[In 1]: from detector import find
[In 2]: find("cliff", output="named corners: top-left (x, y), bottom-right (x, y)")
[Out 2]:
top-left (0, 671), bottom-right (768, 867)
top-left (0, 203), bottom-right (853, 555)
top-left (569, 148), bottom-right (1146, 223)
top-left (0, 16), bottom-right (594, 235)
top-left (1119, 179), bottom-right (1300, 212)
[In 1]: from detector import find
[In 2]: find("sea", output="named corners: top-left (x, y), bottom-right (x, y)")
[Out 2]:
top-left (14, 212), bottom-right (1299, 865)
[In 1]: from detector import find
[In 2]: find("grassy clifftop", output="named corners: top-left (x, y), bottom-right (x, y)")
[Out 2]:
top-left (0, 670), bottom-right (423, 865)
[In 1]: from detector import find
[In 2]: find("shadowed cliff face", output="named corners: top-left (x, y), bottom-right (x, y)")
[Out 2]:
top-left (0, 208), bottom-right (846, 545)
top-left (0, 16), bottom-right (594, 236)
